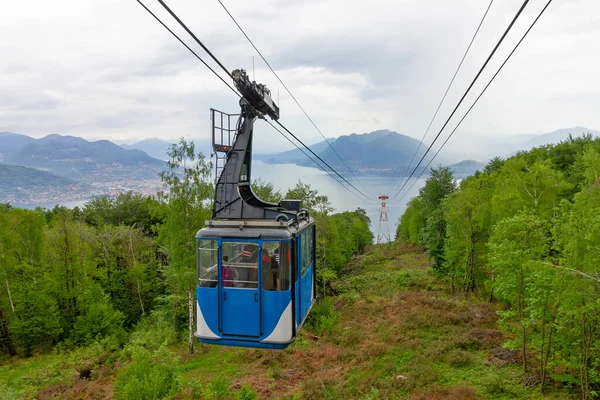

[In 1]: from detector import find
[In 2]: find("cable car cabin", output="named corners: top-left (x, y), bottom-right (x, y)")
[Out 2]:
top-left (196, 69), bottom-right (316, 348)
top-left (195, 218), bottom-right (315, 349)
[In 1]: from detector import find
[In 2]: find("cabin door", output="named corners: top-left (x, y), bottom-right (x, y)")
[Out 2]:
top-left (220, 241), bottom-right (260, 337)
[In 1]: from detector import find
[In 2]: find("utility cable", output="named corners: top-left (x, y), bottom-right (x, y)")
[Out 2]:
top-left (396, 0), bottom-right (554, 204)
top-left (393, 0), bottom-right (495, 198)
top-left (136, 0), bottom-right (239, 98)
top-left (216, 0), bottom-right (370, 194)
top-left (391, 0), bottom-right (531, 201)
top-left (136, 0), bottom-right (373, 202)
top-left (157, 0), bottom-right (231, 77)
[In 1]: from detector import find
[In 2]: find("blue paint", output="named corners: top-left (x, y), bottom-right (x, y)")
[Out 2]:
top-left (196, 228), bottom-right (315, 349)
top-left (222, 287), bottom-right (260, 336)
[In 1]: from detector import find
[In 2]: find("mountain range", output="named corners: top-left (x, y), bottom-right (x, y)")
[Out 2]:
top-left (120, 138), bottom-right (211, 161)
top-left (255, 127), bottom-right (599, 177)
top-left (1, 126), bottom-right (597, 205)
top-left (0, 133), bottom-right (166, 204)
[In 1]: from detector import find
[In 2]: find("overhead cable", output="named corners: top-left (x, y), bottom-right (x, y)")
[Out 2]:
top-left (396, 0), bottom-right (554, 204)
top-left (136, 0), bottom-right (372, 202)
top-left (393, 0), bottom-right (495, 199)
top-left (216, 0), bottom-right (370, 194)
top-left (392, 0), bottom-right (531, 201)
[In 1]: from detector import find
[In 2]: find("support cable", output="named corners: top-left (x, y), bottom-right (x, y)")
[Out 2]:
top-left (136, 0), bottom-right (372, 202)
top-left (216, 0), bottom-right (369, 193)
top-left (395, 0), bottom-right (554, 204)
top-left (393, 0), bottom-right (495, 198)
top-left (157, 0), bottom-right (231, 77)
top-left (391, 0), bottom-right (531, 201)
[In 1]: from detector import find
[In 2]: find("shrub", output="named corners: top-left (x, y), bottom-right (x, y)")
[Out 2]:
top-left (237, 383), bottom-right (258, 400)
top-left (305, 298), bottom-right (337, 336)
top-left (203, 377), bottom-right (231, 399)
top-left (446, 349), bottom-right (474, 368)
top-left (114, 346), bottom-right (178, 400)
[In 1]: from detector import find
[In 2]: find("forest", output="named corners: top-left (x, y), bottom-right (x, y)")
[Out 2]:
top-left (398, 134), bottom-right (600, 398)
top-left (0, 139), bottom-right (373, 398)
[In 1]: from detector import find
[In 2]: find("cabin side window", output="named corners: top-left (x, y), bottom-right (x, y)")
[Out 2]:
top-left (301, 232), bottom-right (310, 276)
top-left (198, 239), bottom-right (218, 287)
top-left (262, 241), bottom-right (291, 291)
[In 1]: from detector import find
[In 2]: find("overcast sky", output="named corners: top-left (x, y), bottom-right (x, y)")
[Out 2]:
top-left (1, 0), bottom-right (599, 154)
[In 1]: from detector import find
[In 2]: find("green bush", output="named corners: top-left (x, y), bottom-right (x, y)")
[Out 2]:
top-left (114, 346), bottom-right (178, 400)
top-left (237, 383), bottom-right (258, 400)
top-left (203, 377), bottom-right (231, 399)
top-left (305, 298), bottom-right (337, 336)
top-left (445, 349), bottom-right (474, 368)
top-left (128, 309), bottom-right (178, 351)
top-left (71, 285), bottom-right (125, 346)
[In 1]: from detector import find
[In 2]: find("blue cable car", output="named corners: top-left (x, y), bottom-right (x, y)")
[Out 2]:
top-left (195, 69), bottom-right (316, 349)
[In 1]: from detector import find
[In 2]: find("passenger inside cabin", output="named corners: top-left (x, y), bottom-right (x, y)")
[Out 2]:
top-left (222, 255), bottom-right (234, 287)
top-left (262, 247), bottom-right (273, 290)
top-left (239, 243), bottom-right (258, 288)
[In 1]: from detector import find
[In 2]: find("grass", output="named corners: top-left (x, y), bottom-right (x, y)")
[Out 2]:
top-left (0, 242), bottom-right (579, 399)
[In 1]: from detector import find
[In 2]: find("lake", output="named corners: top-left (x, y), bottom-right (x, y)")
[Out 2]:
top-left (15, 161), bottom-right (425, 242)
top-left (251, 161), bottom-right (425, 240)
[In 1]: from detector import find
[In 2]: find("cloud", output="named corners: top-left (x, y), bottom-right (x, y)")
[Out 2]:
top-left (0, 0), bottom-right (599, 156)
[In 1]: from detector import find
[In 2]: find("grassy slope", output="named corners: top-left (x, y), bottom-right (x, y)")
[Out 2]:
top-left (0, 243), bottom-right (576, 399)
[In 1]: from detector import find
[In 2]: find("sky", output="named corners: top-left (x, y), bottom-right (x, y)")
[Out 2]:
top-left (1, 0), bottom-right (599, 154)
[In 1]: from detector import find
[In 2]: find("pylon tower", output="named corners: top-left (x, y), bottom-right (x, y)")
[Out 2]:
top-left (377, 194), bottom-right (391, 244)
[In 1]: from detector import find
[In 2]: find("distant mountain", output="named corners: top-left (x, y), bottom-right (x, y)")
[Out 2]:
top-left (0, 132), bottom-right (36, 162)
top-left (122, 138), bottom-right (211, 160)
top-left (468, 127), bottom-right (600, 161)
top-left (311, 130), bottom-right (427, 170)
top-left (523, 126), bottom-right (599, 149)
top-left (0, 163), bottom-right (88, 203)
top-left (259, 129), bottom-right (432, 175)
top-left (254, 138), bottom-right (337, 164)
top-left (447, 160), bottom-right (486, 178)
top-left (121, 138), bottom-right (172, 161)
top-left (4, 134), bottom-right (164, 180)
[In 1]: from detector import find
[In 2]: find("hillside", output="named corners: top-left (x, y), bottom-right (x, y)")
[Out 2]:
top-left (5, 134), bottom-right (163, 176)
top-left (0, 132), bottom-right (36, 162)
top-left (301, 130), bottom-right (428, 171)
top-left (0, 134), bottom-right (166, 202)
top-left (121, 138), bottom-right (172, 161)
top-left (258, 129), bottom-right (434, 175)
top-left (448, 159), bottom-right (486, 178)
top-left (254, 137), bottom-right (337, 164)
top-left (2, 243), bottom-right (561, 399)
top-left (0, 163), bottom-right (88, 203)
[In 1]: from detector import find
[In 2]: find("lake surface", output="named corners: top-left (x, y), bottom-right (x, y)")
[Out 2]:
top-left (15, 161), bottom-right (425, 242)
top-left (252, 161), bottom-right (425, 240)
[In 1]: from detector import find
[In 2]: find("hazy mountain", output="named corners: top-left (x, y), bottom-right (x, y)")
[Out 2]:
top-left (254, 138), bottom-right (337, 164)
top-left (465, 126), bottom-right (600, 161)
top-left (121, 138), bottom-right (172, 161)
top-left (447, 160), bottom-right (486, 178)
top-left (523, 126), bottom-right (599, 149)
top-left (0, 163), bottom-right (88, 203)
top-left (0, 132), bottom-right (36, 162)
top-left (308, 130), bottom-right (427, 170)
top-left (122, 138), bottom-right (212, 160)
top-left (3, 134), bottom-right (164, 180)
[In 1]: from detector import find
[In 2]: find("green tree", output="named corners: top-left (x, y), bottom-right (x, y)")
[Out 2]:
top-left (492, 158), bottom-right (569, 222)
top-left (443, 175), bottom-right (492, 293)
top-left (251, 178), bottom-right (283, 203)
top-left (488, 212), bottom-right (550, 372)
top-left (156, 138), bottom-right (213, 354)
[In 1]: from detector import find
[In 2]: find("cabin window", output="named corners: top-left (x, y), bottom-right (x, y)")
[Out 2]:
top-left (301, 233), bottom-right (310, 276)
top-left (198, 240), bottom-right (218, 287)
top-left (262, 241), bottom-right (291, 291)
top-left (222, 241), bottom-right (259, 288)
